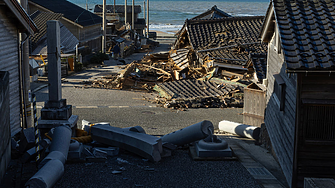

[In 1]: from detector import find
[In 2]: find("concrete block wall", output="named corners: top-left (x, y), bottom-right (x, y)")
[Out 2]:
top-left (0, 71), bottom-right (11, 181)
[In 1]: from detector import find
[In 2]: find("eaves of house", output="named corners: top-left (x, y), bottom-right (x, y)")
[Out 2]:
top-left (260, 0), bottom-right (335, 71)
top-left (1, 0), bottom-right (38, 34)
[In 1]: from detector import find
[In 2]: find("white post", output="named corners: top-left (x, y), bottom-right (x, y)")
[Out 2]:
top-left (132, 0), bottom-right (135, 30)
top-left (125, 0), bottom-right (127, 25)
top-left (102, 0), bottom-right (106, 53)
top-left (143, 0), bottom-right (146, 36)
top-left (146, 0), bottom-right (149, 38)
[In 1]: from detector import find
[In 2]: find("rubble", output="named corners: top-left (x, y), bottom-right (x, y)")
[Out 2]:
top-left (91, 124), bottom-right (163, 162)
top-left (151, 79), bottom-right (245, 109)
top-left (161, 120), bottom-right (214, 146)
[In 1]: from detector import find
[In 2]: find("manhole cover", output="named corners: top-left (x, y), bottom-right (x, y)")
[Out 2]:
top-left (141, 111), bottom-right (155, 114)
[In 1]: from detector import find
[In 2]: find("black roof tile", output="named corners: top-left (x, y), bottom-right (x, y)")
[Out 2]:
top-left (191, 5), bottom-right (231, 20)
top-left (30, 0), bottom-right (102, 27)
top-left (250, 53), bottom-right (267, 81)
top-left (30, 11), bottom-right (63, 52)
top-left (198, 43), bottom-right (267, 67)
top-left (272, 0), bottom-right (335, 70)
top-left (187, 16), bottom-right (264, 51)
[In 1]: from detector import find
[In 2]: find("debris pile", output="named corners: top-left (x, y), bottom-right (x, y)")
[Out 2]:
top-left (151, 79), bottom-right (245, 109)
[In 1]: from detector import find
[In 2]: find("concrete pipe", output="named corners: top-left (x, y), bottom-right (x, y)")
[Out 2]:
top-left (49, 125), bottom-right (71, 159)
top-left (38, 151), bottom-right (66, 169)
top-left (161, 120), bottom-right (214, 146)
top-left (25, 159), bottom-right (64, 188)
top-left (218, 120), bottom-right (260, 140)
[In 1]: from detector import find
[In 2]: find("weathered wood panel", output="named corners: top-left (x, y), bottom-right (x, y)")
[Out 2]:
top-left (295, 74), bottom-right (335, 187)
top-left (243, 84), bottom-right (266, 127)
top-left (264, 42), bottom-right (296, 186)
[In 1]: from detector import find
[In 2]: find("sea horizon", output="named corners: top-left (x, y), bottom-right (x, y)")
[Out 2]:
top-left (69, 0), bottom-right (270, 33)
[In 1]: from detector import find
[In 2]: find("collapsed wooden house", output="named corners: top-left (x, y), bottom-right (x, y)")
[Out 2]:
top-left (171, 16), bottom-right (266, 77)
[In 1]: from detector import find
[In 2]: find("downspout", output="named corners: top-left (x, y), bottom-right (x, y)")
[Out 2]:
top-left (20, 33), bottom-right (30, 130)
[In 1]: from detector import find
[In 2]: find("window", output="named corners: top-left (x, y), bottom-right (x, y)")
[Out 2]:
top-left (302, 99), bottom-right (335, 143)
top-left (273, 74), bottom-right (285, 111)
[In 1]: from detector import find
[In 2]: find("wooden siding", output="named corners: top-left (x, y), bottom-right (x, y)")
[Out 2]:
top-left (264, 38), bottom-right (297, 187)
top-left (243, 84), bottom-right (266, 127)
top-left (294, 73), bottom-right (335, 187)
top-left (0, 11), bottom-right (22, 136)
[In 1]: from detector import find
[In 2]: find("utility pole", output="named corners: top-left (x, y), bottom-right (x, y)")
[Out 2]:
top-left (19, 0), bottom-right (32, 128)
top-left (114, 0), bottom-right (116, 14)
top-left (143, 0), bottom-right (146, 36)
top-left (102, 0), bottom-right (106, 53)
top-left (146, 0), bottom-right (149, 38)
top-left (125, 0), bottom-right (127, 25)
top-left (132, 0), bottom-right (134, 30)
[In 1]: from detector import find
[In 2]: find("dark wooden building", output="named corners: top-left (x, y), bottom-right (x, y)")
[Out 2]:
top-left (260, 0), bottom-right (335, 187)
top-left (0, 0), bottom-right (38, 181)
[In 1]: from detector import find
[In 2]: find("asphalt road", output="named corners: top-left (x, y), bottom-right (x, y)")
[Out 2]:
top-left (36, 86), bottom-right (243, 135)
top-left (30, 38), bottom-right (262, 188)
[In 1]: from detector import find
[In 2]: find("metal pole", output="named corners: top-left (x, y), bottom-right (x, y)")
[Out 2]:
top-left (114, 0), bottom-right (115, 14)
top-left (102, 0), bottom-right (106, 53)
top-left (125, 0), bottom-right (127, 25)
top-left (146, 0), bottom-right (149, 38)
top-left (19, 0), bottom-right (32, 128)
top-left (143, 0), bottom-right (146, 36)
top-left (132, 0), bottom-right (135, 30)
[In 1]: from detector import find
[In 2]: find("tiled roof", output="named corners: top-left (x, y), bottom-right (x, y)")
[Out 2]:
top-left (94, 5), bottom-right (141, 14)
top-left (191, 5), bottom-right (231, 20)
top-left (30, 0), bottom-right (102, 27)
top-left (249, 53), bottom-right (267, 81)
top-left (156, 79), bottom-right (240, 100)
top-left (30, 11), bottom-right (79, 55)
top-left (197, 42), bottom-right (267, 67)
top-left (272, 0), bottom-right (335, 70)
top-left (187, 16), bottom-right (264, 51)
top-left (3, 0), bottom-right (38, 34)
top-left (30, 11), bottom-right (63, 52)
top-left (170, 49), bottom-right (190, 70)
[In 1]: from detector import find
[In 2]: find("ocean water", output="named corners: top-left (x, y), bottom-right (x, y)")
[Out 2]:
top-left (70, 0), bottom-right (269, 33)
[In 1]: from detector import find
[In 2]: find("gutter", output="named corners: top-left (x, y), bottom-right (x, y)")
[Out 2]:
top-left (20, 33), bottom-right (30, 130)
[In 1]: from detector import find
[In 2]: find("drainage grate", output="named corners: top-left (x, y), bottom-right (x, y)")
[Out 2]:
top-left (247, 168), bottom-right (275, 179)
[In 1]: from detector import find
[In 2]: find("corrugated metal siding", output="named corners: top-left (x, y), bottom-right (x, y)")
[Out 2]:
top-left (0, 71), bottom-right (10, 181)
top-left (0, 12), bottom-right (22, 136)
top-left (264, 40), bottom-right (296, 186)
